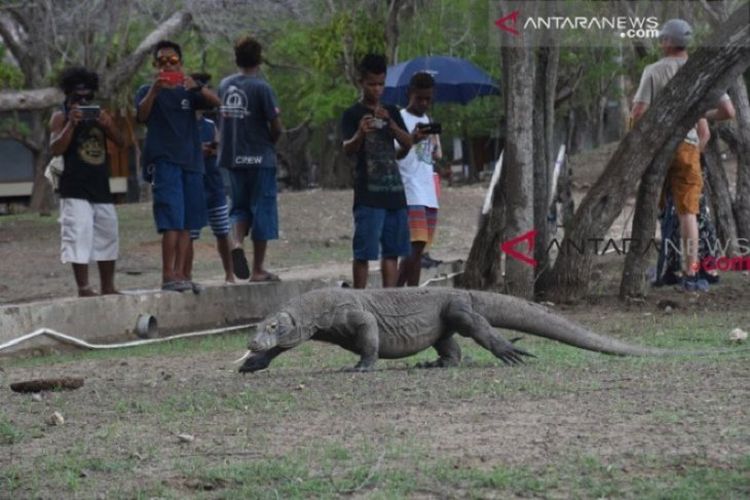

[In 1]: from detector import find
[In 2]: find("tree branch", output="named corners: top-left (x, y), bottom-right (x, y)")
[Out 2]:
top-left (101, 10), bottom-right (193, 96)
top-left (0, 87), bottom-right (63, 112)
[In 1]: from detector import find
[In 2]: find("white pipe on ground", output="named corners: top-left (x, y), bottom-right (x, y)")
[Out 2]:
top-left (0, 323), bottom-right (257, 354)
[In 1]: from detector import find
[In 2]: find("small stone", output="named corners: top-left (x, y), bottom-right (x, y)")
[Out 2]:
top-left (540, 301), bottom-right (555, 307)
top-left (296, 383), bottom-right (305, 390)
top-left (664, 306), bottom-right (673, 314)
top-left (729, 328), bottom-right (748, 343)
top-left (31, 393), bottom-right (42, 402)
top-left (177, 433), bottom-right (195, 443)
top-left (46, 411), bottom-right (64, 426)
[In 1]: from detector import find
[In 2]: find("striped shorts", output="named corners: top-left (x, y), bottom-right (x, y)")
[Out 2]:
top-left (190, 203), bottom-right (230, 240)
top-left (407, 205), bottom-right (438, 245)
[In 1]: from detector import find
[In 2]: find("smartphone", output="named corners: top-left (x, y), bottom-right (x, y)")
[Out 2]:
top-left (160, 71), bottom-right (184, 86)
top-left (78, 105), bottom-right (101, 121)
top-left (418, 122), bottom-right (442, 134)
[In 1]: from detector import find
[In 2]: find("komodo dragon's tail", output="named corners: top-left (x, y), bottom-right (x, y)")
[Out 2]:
top-left (467, 290), bottom-right (742, 356)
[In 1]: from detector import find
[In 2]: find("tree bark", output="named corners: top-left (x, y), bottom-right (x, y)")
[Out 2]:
top-left (703, 132), bottom-right (739, 256)
top-left (464, 42), bottom-right (536, 296)
top-left (532, 45), bottom-right (559, 281)
top-left (543, 8), bottom-right (750, 302)
top-left (727, 76), bottom-right (750, 241)
top-left (619, 136), bottom-right (680, 298)
top-left (27, 113), bottom-right (53, 214)
top-left (0, 88), bottom-right (64, 112)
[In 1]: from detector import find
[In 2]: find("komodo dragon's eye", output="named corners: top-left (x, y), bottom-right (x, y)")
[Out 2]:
top-left (269, 322), bottom-right (278, 331)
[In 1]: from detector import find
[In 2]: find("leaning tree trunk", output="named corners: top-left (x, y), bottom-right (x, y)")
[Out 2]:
top-left (532, 45), bottom-right (559, 282)
top-left (464, 43), bottom-right (536, 298)
top-left (727, 76), bottom-right (750, 241)
top-left (542, 7), bottom-right (750, 303)
top-left (703, 132), bottom-right (739, 256)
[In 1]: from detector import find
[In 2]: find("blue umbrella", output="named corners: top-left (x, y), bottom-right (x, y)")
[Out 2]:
top-left (382, 55), bottom-right (500, 106)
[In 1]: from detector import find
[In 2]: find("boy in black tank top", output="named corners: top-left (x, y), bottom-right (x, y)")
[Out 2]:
top-left (49, 67), bottom-right (124, 297)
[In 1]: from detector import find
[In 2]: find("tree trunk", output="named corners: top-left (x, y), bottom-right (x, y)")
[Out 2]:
top-left (464, 43), bottom-right (537, 296)
top-left (727, 76), bottom-right (750, 241)
top-left (542, 8), bottom-right (750, 302)
top-left (384, 0), bottom-right (404, 65)
top-left (318, 120), bottom-right (353, 189)
top-left (26, 113), bottom-right (54, 214)
top-left (703, 132), bottom-right (739, 256)
top-left (619, 137), bottom-right (681, 298)
top-left (276, 122), bottom-right (313, 190)
top-left (532, 46), bottom-right (559, 282)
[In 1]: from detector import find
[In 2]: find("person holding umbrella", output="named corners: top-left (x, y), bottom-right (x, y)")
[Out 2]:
top-left (341, 54), bottom-right (413, 289)
top-left (396, 72), bottom-right (442, 286)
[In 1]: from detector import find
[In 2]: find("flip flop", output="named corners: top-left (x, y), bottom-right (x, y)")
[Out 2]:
top-left (231, 248), bottom-right (250, 280)
top-left (161, 280), bottom-right (192, 292)
top-left (190, 281), bottom-right (204, 294)
top-left (250, 272), bottom-right (281, 282)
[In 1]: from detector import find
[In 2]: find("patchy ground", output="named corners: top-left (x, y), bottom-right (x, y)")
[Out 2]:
top-left (1, 143), bottom-right (749, 497)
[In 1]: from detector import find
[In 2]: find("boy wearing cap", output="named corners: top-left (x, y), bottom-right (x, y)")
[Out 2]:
top-left (631, 18), bottom-right (735, 292)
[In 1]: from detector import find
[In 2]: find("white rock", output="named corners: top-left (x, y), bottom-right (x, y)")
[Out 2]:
top-left (46, 411), bottom-right (64, 426)
top-left (31, 393), bottom-right (42, 402)
top-left (177, 433), bottom-right (195, 443)
top-left (729, 328), bottom-right (748, 343)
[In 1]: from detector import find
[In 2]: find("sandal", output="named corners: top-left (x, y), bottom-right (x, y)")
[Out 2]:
top-left (231, 248), bottom-right (250, 280)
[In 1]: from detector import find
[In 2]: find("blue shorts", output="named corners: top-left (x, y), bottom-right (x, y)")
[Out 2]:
top-left (204, 157), bottom-right (227, 210)
top-left (352, 205), bottom-right (410, 261)
top-left (152, 161), bottom-right (207, 233)
top-left (228, 168), bottom-right (278, 241)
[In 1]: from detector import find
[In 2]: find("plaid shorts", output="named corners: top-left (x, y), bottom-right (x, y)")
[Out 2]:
top-left (407, 205), bottom-right (438, 245)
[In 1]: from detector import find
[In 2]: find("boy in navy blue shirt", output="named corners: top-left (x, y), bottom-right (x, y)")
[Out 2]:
top-left (341, 54), bottom-right (412, 288)
top-left (135, 40), bottom-right (220, 291)
top-left (217, 36), bottom-right (283, 282)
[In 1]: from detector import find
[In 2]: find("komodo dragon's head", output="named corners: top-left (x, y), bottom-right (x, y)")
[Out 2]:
top-left (249, 312), bottom-right (298, 352)
top-left (237, 312), bottom-right (299, 373)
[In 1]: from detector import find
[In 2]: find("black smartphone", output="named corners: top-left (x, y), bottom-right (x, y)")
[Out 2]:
top-left (417, 122), bottom-right (442, 134)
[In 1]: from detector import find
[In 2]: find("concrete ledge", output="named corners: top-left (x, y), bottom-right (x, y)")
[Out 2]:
top-left (0, 261), bottom-right (463, 357)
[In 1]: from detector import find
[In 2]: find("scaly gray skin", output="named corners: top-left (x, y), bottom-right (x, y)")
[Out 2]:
top-left (238, 287), bottom-right (725, 373)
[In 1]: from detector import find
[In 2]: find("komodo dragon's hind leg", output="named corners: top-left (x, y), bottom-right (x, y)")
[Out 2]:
top-left (416, 335), bottom-right (462, 368)
top-left (445, 302), bottom-right (532, 365)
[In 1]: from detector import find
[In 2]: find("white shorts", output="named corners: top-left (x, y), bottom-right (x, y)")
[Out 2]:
top-left (59, 198), bottom-right (119, 264)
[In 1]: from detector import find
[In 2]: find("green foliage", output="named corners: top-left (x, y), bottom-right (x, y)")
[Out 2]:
top-left (0, 45), bottom-right (23, 89)
top-left (267, 10), bottom-right (385, 126)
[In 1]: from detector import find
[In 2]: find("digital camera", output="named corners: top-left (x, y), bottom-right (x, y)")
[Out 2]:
top-left (78, 105), bottom-right (101, 121)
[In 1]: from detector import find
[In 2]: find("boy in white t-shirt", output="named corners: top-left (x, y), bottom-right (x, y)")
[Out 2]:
top-left (396, 72), bottom-right (442, 286)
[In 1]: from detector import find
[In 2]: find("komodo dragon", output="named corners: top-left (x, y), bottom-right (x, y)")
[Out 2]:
top-left (237, 287), bottom-right (730, 373)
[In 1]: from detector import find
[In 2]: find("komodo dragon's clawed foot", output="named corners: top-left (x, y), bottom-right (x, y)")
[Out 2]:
top-left (494, 344), bottom-right (535, 365)
top-left (342, 359), bottom-right (376, 373)
top-left (415, 357), bottom-right (461, 369)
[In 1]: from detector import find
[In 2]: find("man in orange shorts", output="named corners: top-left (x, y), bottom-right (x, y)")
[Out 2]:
top-left (631, 19), bottom-right (735, 291)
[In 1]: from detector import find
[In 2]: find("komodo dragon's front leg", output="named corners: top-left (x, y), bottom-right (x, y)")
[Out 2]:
top-left (341, 310), bottom-right (380, 372)
top-left (443, 299), bottom-right (532, 365)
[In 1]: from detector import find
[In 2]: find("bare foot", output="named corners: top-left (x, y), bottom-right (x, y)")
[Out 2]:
top-left (250, 271), bottom-right (280, 282)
